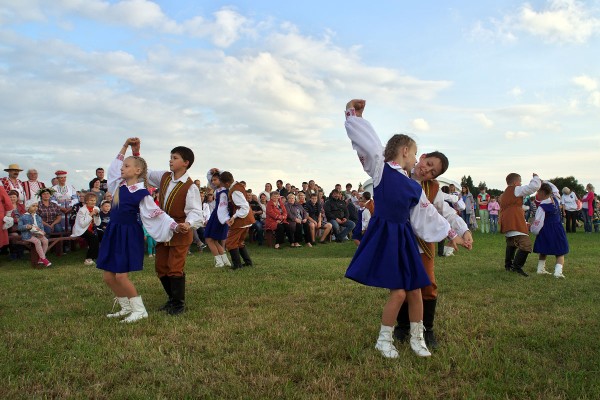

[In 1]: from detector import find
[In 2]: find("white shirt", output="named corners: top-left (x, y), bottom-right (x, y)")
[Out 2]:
top-left (147, 169), bottom-right (203, 230)
top-left (561, 192), bottom-right (577, 212)
top-left (345, 115), bottom-right (455, 243)
top-left (71, 206), bottom-right (101, 237)
top-left (505, 176), bottom-right (542, 237)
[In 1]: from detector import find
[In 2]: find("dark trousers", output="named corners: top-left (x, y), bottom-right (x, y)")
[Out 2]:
top-left (565, 210), bottom-right (578, 232)
top-left (81, 230), bottom-right (99, 259)
top-left (287, 221), bottom-right (303, 243)
top-left (273, 224), bottom-right (287, 244)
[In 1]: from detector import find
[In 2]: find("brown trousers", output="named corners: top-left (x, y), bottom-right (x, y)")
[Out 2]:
top-left (225, 227), bottom-right (249, 250)
top-left (505, 235), bottom-right (533, 252)
top-left (420, 242), bottom-right (437, 300)
top-left (155, 243), bottom-right (187, 277)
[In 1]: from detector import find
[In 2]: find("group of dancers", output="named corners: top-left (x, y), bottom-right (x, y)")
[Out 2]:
top-left (92, 100), bottom-right (569, 363)
top-left (343, 98), bottom-right (568, 359)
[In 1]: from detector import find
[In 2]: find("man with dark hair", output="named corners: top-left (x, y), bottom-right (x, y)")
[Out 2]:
top-left (324, 189), bottom-right (355, 242)
top-left (276, 179), bottom-right (288, 198)
top-left (89, 168), bottom-right (108, 191)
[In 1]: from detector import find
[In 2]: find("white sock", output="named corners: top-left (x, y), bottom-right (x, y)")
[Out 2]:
top-left (554, 264), bottom-right (563, 275)
top-left (537, 260), bottom-right (546, 270)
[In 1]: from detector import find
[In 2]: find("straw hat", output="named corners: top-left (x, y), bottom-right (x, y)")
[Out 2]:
top-left (3, 164), bottom-right (23, 172)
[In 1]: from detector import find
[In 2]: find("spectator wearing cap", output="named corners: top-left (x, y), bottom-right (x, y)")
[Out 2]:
top-left (22, 169), bottom-right (46, 201)
top-left (89, 168), bottom-right (108, 192)
top-left (51, 170), bottom-right (78, 232)
top-left (1, 164), bottom-right (25, 204)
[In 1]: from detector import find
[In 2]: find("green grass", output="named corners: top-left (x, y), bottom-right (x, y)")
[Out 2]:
top-left (1, 232), bottom-right (600, 399)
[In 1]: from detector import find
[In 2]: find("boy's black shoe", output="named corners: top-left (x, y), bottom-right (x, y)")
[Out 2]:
top-left (393, 326), bottom-right (410, 342)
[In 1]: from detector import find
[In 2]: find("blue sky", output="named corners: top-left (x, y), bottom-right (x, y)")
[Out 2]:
top-left (1, 0), bottom-right (599, 193)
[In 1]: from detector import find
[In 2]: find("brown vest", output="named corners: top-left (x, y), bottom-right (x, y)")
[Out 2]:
top-left (159, 172), bottom-right (193, 246)
top-left (228, 182), bottom-right (255, 228)
top-left (499, 186), bottom-right (528, 234)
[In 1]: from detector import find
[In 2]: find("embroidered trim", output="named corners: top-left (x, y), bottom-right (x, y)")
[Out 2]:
top-left (447, 229), bottom-right (458, 240)
top-left (170, 221), bottom-right (178, 231)
top-left (345, 108), bottom-right (356, 119)
top-left (117, 154), bottom-right (124, 161)
top-left (149, 208), bottom-right (164, 218)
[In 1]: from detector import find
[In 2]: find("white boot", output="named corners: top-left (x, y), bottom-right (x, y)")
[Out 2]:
top-left (220, 254), bottom-right (232, 267)
top-left (214, 255), bottom-right (224, 268)
top-left (410, 321), bottom-right (432, 357)
top-left (554, 264), bottom-right (565, 278)
top-left (374, 325), bottom-right (399, 358)
top-left (106, 297), bottom-right (132, 318)
top-left (121, 296), bottom-right (148, 323)
top-left (537, 260), bottom-right (551, 275)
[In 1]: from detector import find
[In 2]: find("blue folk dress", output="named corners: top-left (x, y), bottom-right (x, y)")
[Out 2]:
top-left (96, 185), bottom-right (148, 273)
top-left (344, 115), bottom-right (453, 291)
top-left (533, 198), bottom-right (569, 256)
top-left (204, 187), bottom-right (229, 240)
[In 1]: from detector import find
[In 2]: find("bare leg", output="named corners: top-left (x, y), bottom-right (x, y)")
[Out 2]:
top-left (381, 289), bottom-right (406, 326)
top-left (103, 271), bottom-right (127, 297)
top-left (114, 273), bottom-right (138, 298)
top-left (206, 238), bottom-right (224, 256)
top-left (556, 255), bottom-right (565, 265)
top-left (406, 289), bottom-right (424, 322)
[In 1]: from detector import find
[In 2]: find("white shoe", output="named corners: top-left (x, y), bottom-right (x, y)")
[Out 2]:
top-left (106, 297), bottom-right (132, 318)
top-left (220, 254), bottom-right (232, 267)
top-left (410, 321), bottom-right (432, 357)
top-left (121, 296), bottom-right (148, 323)
top-left (537, 261), bottom-right (551, 274)
top-left (214, 255), bottom-right (224, 268)
top-left (554, 264), bottom-right (565, 279)
top-left (84, 259), bottom-right (95, 265)
top-left (374, 325), bottom-right (399, 358)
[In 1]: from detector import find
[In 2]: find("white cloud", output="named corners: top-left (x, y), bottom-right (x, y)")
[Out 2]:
top-left (475, 113), bottom-right (494, 128)
top-left (411, 118), bottom-right (430, 132)
top-left (505, 130), bottom-right (531, 140)
top-left (590, 92), bottom-right (600, 107)
top-left (471, 0), bottom-right (600, 44)
top-left (572, 75), bottom-right (598, 91)
top-left (509, 86), bottom-right (523, 97)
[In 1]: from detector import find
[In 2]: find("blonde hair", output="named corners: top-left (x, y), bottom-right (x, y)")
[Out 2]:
top-left (112, 156), bottom-right (149, 207)
top-left (383, 134), bottom-right (416, 162)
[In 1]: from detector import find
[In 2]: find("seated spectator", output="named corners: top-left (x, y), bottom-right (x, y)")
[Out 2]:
top-left (18, 199), bottom-right (51, 267)
top-left (1, 164), bottom-right (25, 204)
top-left (297, 192), bottom-right (317, 246)
top-left (97, 200), bottom-right (111, 242)
top-left (89, 178), bottom-right (106, 207)
top-left (6, 190), bottom-right (25, 259)
top-left (51, 170), bottom-right (78, 232)
top-left (305, 192), bottom-right (332, 244)
top-left (37, 188), bottom-right (65, 235)
top-left (265, 191), bottom-right (288, 249)
top-left (363, 191), bottom-right (375, 216)
top-left (248, 191), bottom-right (264, 245)
top-left (285, 193), bottom-right (310, 247)
top-left (23, 169), bottom-right (46, 201)
top-left (346, 196), bottom-right (358, 225)
top-left (352, 195), bottom-right (371, 246)
top-left (103, 192), bottom-right (113, 204)
top-left (71, 192), bottom-right (101, 265)
top-left (324, 189), bottom-right (355, 242)
top-left (70, 192), bottom-right (86, 228)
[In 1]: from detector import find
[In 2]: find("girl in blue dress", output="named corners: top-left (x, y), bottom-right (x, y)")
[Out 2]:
top-left (204, 168), bottom-right (231, 268)
top-left (97, 138), bottom-right (182, 323)
top-left (531, 182), bottom-right (569, 278)
top-left (344, 99), bottom-right (463, 358)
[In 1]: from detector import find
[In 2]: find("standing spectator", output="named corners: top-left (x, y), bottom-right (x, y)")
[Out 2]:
top-left (1, 164), bottom-right (25, 204)
top-left (561, 187), bottom-right (578, 233)
top-left (477, 185), bottom-right (490, 233)
top-left (363, 191), bottom-right (375, 217)
top-left (581, 183), bottom-right (595, 233)
top-left (488, 196), bottom-right (500, 234)
top-left (307, 180), bottom-right (318, 196)
top-left (51, 170), bottom-right (78, 232)
top-left (69, 192), bottom-right (86, 229)
top-left (460, 186), bottom-right (475, 229)
top-left (264, 182), bottom-right (273, 194)
top-left (265, 191), bottom-right (288, 249)
top-left (22, 169), bottom-right (46, 201)
top-left (345, 183), bottom-right (353, 200)
top-left (276, 180), bottom-right (288, 198)
top-left (89, 178), bottom-right (106, 207)
top-left (97, 200), bottom-right (111, 242)
top-left (324, 189), bottom-right (355, 242)
top-left (352, 195), bottom-right (371, 246)
top-left (89, 167), bottom-right (108, 192)
top-left (38, 188), bottom-right (65, 235)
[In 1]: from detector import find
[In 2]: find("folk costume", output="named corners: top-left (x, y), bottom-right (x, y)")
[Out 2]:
top-left (396, 177), bottom-right (469, 348)
top-left (23, 179), bottom-right (46, 202)
top-left (499, 175), bottom-right (541, 276)
top-left (0, 186), bottom-right (12, 248)
top-left (351, 206), bottom-right (371, 242)
top-left (344, 112), bottom-right (457, 357)
top-left (226, 181), bottom-right (255, 269)
top-left (531, 196), bottom-right (569, 278)
top-left (1, 167), bottom-right (25, 204)
top-left (97, 154), bottom-right (179, 321)
top-left (148, 166), bottom-right (202, 315)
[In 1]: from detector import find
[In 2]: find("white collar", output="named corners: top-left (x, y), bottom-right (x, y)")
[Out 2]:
top-left (171, 171), bottom-right (189, 183)
top-left (120, 180), bottom-right (146, 192)
top-left (387, 161), bottom-right (409, 177)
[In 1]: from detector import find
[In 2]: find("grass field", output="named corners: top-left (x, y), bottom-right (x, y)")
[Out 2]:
top-left (1, 232), bottom-right (599, 399)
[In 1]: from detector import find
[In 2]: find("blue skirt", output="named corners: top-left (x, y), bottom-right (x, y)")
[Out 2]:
top-left (205, 214), bottom-right (229, 240)
top-left (96, 222), bottom-right (145, 273)
top-left (533, 223), bottom-right (569, 256)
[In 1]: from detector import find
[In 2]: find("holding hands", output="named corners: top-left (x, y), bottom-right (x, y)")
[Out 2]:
top-left (346, 99), bottom-right (366, 117)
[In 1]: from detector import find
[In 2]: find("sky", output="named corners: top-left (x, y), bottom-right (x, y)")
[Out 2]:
top-left (1, 0), bottom-right (599, 193)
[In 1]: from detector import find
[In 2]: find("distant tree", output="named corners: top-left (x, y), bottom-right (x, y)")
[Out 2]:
top-left (460, 175), bottom-right (476, 196)
top-left (549, 176), bottom-right (585, 198)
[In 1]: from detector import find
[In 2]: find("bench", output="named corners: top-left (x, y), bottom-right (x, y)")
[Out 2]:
top-left (15, 235), bottom-right (83, 267)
